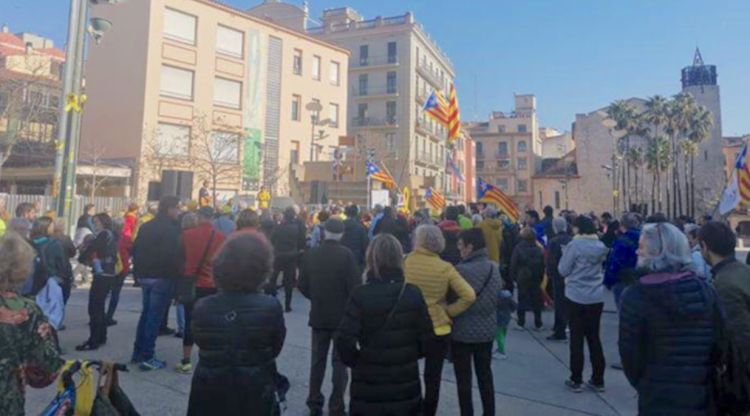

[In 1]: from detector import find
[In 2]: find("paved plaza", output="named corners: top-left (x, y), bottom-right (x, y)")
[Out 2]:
top-left (26, 282), bottom-right (639, 416)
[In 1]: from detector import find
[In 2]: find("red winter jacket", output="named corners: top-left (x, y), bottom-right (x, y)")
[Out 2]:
top-left (180, 223), bottom-right (226, 288)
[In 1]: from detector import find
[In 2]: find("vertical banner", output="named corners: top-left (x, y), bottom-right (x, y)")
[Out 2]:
top-left (242, 28), bottom-right (263, 192)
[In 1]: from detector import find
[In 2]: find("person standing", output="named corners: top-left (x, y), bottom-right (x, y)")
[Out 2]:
top-left (457, 205), bottom-right (474, 230)
top-left (76, 213), bottom-right (119, 351)
top-left (175, 207), bottom-right (225, 374)
top-left (558, 216), bottom-right (609, 392)
top-left (298, 219), bottom-right (360, 416)
top-left (341, 205), bottom-right (369, 269)
top-left (603, 213), bottom-right (641, 307)
top-left (269, 207), bottom-right (306, 312)
top-left (198, 181), bottom-right (211, 208)
top-left (335, 234), bottom-right (433, 416)
top-left (619, 222), bottom-right (719, 413)
top-left (478, 207), bottom-right (503, 264)
top-left (699, 221), bottom-right (750, 353)
top-left (452, 229), bottom-right (501, 416)
top-left (187, 233), bottom-right (286, 416)
top-left (404, 225), bottom-right (476, 416)
top-left (547, 216), bottom-right (572, 342)
top-left (510, 227), bottom-right (545, 330)
top-left (437, 206), bottom-right (462, 266)
top-left (257, 185), bottom-right (271, 210)
top-left (131, 195), bottom-right (182, 370)
top-left (685, 223), bottom-right (711, 281)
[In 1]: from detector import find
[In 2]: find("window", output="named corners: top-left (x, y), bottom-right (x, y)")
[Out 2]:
top-left (386, 133), bottom-right (395, 150)
top-left (163, 8), bottom-right (196, 45)
top-left (290, 141), bottom-right (300, 165)
top-left (210, 131), bottom-right (240, 163)
top-left (386, 101), bottom-right (396, 123)
top-left (496, 178), bottom-right (509, 192)
top-left (517, 157), bottom-right (527, 170)
top-left (156, 123), bottom-right (190, 157)
top-left (517, 179), bottom-right (528, 193)
top-left (312, 55), bottom-right (321, 80)
top-left (329, 103), bottom-right (339, 127)
top-left (216, 25), bottom-right (243, 58)
top-left (497, 141), bottom-right (508, 156)
top-left (387, 71), bottom-right (397, 94)
top-left (555, 191), bottom-right (561, 209)
top-left (387, 41), bottom-right (397, 63)
top-left (291, 95), bottom-right (301, 121)
top-left (498, 159), bottom-right (510, 170)
top-left (293, 49), bottom-right (302, 75)
top-left (214, 77), bottom-right (241, 109)
top-left (358, 74), bottom-right (368, 96)
top-left (330, 61), bottom-right (340, 85)
top-left (477, 160), bottom-right (485, 170)
top-left (160, 65), bottom-right (193, 100)
top-left (357, 103), bottom-right (368, 120)
top-left (517, 140), bottom-right (527, 152)
top-left (517, 124), bottom-right (527, 133)
top-left (359, 45), bottom-right (369, 66)
top-left (476, 141), bottom-right (483, 156)
top-left (498, 125), bottom-right (506, 133)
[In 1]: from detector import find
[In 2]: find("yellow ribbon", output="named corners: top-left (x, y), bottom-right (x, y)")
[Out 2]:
top-left (401, 187), bottom-right (411, 214)
top-left (64, 93), bottom-right (87, 113)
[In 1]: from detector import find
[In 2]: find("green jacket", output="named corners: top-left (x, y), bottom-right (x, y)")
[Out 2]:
top-left (458, 215), bottom-right (473, 230)
top-left (712, 259), bottom-right (750, 354)
top-left (0, 293), bottom-right (63, 415)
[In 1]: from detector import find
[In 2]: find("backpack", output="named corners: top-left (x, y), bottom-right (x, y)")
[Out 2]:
top-left (20, 242), bottom-right (65, 329)
top-left (711, 300), bottom-right (750, 415)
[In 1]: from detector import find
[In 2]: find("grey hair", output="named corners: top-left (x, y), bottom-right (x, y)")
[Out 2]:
top-left (415, 224), bottom-right (445, 254)
top-left (471, 214), bottom-right (483, 225)
top-left (181, 213), bottom-right (199, 230)
top-left (552, 217), bottom-right (568, 234)
top-left (366, 234), bottom-right (404, 279)
top-left (638, 222), bottom-right (694, 273)
top-left (621, 213), bottom-right (641, 230)
top-left (325, 232), bottom-right (343, 242)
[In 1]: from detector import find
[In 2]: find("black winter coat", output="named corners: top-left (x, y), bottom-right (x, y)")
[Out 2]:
top-left (546, 233), bottom-right (572, 281)
top-left (336, 268), bottom-right (433, 416)
top-left (271, 219), bottom-right (306, 259)
top-left (619, 272), bottom-right (719, 416)
top-left (188, 291), bottom-right (286, 416)
top-left (132, 215), bottom-right (181, 279)
top-left (341, 218), bottom-right (369, 267)
top-left (510, 239), bottom-right (544, 291)
top-left (298, 240), bottom-right (361, 330)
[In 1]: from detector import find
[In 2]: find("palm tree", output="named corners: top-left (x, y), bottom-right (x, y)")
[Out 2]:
top-left (687, 106), bottom-right (713, 217)
top-left (645, 95), bottom-right (669, 213)
top-left (626, 145), bottom-right (644, 209)
top-left (646, 136), bottom-right (671, 214)
top-left (607, 100), bottom-right (640, 211)
top-left (671, 93), bottom-right (698, 217)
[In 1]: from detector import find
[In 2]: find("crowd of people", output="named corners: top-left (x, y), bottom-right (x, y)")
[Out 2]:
top-left (1, 194), bottom-right (750, 416)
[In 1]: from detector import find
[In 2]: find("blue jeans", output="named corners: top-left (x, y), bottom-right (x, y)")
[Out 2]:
top-left (612, 282), bottom-right (626, 312)
top-left (176, 303), bottom-right (185, 334)
top-left (132, 278), bottom-right (175, 362)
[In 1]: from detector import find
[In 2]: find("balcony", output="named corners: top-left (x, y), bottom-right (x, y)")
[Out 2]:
top-left (416, 60), bottom-right (445, 89)
top-left (351, 116), bottom-right (399, 129)
top-left (415, 152), bottom-right (443, 167)
top-left (415, 118), bottom-right (444, 141)
top-left (352, 85), bottom-right (399, 98)
top-left (495, 151), bottom-right (509, 159)
top-left (352, 55), bottom-right (400, 70)
top-left (415, 90), bottom-right (429, 104)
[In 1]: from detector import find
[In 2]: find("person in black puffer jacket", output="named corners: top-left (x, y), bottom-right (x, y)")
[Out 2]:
top-left (269, 207), bottom-right (306, 312)
top-left (437, 206), bottom-right (462, 266)
top-left (336, 234), bottom-right (433, 416)
top-left (619, 222), bottom-right (719, 414)
top-left (340, 205), bottom-right (369, 269)
top-left (189, 233), bottom-right (286, 416)
top-left (510, 227), bottom-right (545, 329)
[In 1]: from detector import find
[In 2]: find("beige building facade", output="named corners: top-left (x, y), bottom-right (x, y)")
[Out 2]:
top-left (467, 94), bottom-right (541, 208)
top-left (81, 0), bottom-right (349, 202)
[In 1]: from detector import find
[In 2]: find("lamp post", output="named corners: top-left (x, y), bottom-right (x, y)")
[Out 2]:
top-left (54, 0), bottom-right (117, 228)
top-left (305, 101), bottom-right (324, 162)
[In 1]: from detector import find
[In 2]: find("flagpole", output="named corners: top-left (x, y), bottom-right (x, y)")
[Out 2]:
top-left (367, 176), bottom-right (371, 210)
top-left (713, 140), bottom-right (747, 218)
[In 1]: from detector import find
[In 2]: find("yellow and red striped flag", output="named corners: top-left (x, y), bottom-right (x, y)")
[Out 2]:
top-left (477, 178), bottom-right (520, 222)
top-left (426, 187), bottom-right (446, 210)
top-left (447, 83), bottom-right (461, 143)
top-left (367, 161), bottom-right (397, 189)
top-left (423, 90), bottom-right (450, 127)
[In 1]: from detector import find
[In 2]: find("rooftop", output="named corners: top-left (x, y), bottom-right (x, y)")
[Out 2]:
top-left (0, 31), bottom-right (65, 61)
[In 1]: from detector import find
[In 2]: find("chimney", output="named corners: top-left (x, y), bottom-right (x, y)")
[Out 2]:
top-left (1, 24), bottom-right (8, 33)
top-left (25, 41), bottom-right (33, 54)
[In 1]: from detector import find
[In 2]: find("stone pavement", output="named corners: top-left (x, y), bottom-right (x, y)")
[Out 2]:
top-left (26, 283), bottom-right (637, 416)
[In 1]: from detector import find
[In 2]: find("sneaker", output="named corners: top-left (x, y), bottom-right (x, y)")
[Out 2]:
top-left (139, 358), bottom-right (167, 371)
top-left (514, 323), bottom-right (526, 331)
top-left (285, 306), bottom-right (292, 313)
top-left (587, 379), bottom-right (606, 393)
top-left (159, 327), bottom-right (176, 336)
top-left (610, 362), bottom-right (624, 370)
top-left (546, 334), bottom-right (568, 342)
top-left (174, 331), bottom-right (184, 339)
top-left (565, 379), bottom-right (583, 393)
top-left (494, 351), bottom-right (508, 360)
top-left (175, 361), bottom-right (192, 374)
top-left (106, 319), bottom-right (117, 327)
top-left (533, 325), bottom-right (544, 332)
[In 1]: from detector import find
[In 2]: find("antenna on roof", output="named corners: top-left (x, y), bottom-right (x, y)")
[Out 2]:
top-left (693, 47), bottom-right (704, 67)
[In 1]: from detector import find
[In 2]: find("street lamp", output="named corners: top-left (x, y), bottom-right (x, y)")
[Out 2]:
top-left (305, 101), bottom-right (325, 161)
top-left (53, 0), bottom-right (122, 229)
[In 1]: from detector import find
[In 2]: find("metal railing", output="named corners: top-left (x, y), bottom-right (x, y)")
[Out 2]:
top-left (352, 85), bottom-right (399, 97)
top-left (351, 116), bottom-right (399, 127)
top-left (354, 55), bottom-right (399, 67)
top-left (0, 193), bottom-right (131, 220)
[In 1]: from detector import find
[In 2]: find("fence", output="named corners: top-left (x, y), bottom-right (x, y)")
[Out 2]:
top-left (0, 193), bottom-right (131, 219)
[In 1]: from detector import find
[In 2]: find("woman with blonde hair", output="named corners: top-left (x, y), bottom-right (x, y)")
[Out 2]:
top-left (0, 233), bottom-right (63, 414)
top-left (404, 224), bottom-right (476, 416)
top-left (336, 234), bottom-right (433, 415)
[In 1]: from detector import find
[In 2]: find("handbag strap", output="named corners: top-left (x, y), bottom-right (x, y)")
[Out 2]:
top-left (194, 230), bottom-right (216, 276)
top-left (475, 264), bottom-right (494, 299)
top-left (370, 281), bottom-right (407, 337)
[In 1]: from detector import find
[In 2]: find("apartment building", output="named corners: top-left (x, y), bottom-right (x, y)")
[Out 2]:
top-left (467, 94), bottom-right (541, 208)
top-left (81, 0), bottom-right (349, 202)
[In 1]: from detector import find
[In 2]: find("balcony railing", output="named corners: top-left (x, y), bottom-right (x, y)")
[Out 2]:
top-left (352, 85), bottom-right (399, 97)
top-left (352, 116), bottom-right (399, 128)
top-left (417, 61), bottom-right (445, 89)
top-left (354, 55), bottom-right (399, 67)
top-left (495, 151), bottom-right (509, 159)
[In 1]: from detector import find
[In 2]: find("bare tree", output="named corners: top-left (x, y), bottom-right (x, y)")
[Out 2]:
top-left (0, 63), bottom-right (58, 179)
top-left (79, 143), bottom-right (109, 198)
top-left (190, 113), bottom-right (242, 205)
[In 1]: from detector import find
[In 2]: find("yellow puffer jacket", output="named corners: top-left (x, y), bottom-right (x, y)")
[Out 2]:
top-left (404, 248), bottom-right (476, 336)
top-left (479, 218), bottom-right (503, 263)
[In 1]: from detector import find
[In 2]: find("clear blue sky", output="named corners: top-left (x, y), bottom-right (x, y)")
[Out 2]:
top-left (6, 0), bottom-right (749, 135)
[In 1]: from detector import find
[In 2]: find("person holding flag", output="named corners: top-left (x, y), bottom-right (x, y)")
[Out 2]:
top-left (477, 178), bottom-right (520, 223)
top-left (366, 161), bottom-right (396, 189)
